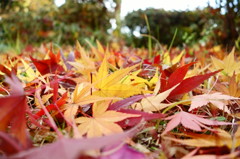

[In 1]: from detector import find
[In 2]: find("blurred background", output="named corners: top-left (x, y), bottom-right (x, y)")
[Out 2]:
top-left (0, 0), bottom-right (239, 51)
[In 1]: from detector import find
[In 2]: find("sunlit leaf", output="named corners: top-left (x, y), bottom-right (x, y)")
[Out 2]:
top-left (75, 101), bottom-right (140, 138)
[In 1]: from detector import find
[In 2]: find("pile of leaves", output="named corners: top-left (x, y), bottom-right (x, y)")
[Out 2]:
top-left (0, 42), bottom-right (240, 159)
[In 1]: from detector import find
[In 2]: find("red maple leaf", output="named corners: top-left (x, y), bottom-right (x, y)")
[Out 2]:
top-left (34, 76), bottom-right (68, 119)
top-left (30, 49), bottom-right (64, 75)
top-left (0, 74), bottom-right (30, 148)
top-left (160, 62), bottom-right (221, 99)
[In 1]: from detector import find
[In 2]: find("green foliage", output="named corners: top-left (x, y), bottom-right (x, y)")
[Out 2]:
top-left (124, 2), bottom-right (240, 49)
top-left (0, 0), bottom-right (113, 46)
top-left (124, 8), bottom-right (218, 47)
top-left (55, 1), bottom-right (112, 44)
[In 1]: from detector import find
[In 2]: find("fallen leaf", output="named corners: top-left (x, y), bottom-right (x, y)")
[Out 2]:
top-left (0, 64), bottom-right (17, 77)
top-left (134, 84), bottom-right (179, 112)
top-left (117, 109), bottom-right (165, 128)
top-left (17, 58), bottom-right (40, 83)
top-left (168, 70), bottom-right (221, 98)
top-left (165, 127), bottom-right (240, 149)
top-left (60, 50), bottom-right (75, 70)
top-left (182, 150), bottom-right (240, 159)
top-left (108, 95), bottom-right (146, 110)
top-left (64, 83), bottom-right (119, 121)
top-left (0, 74), bottom-right (29, 148)
top-left (92, 57), bottom-right (149, 97)
top-left (101, 144), bottom-right (145, 159)
top-left (30, 49), bottom-right (64, 75)
top-left (215, 73), bottom-right (240, 97)
top-left (75, 101), bottom-right (140, 137)
top-left (162, 50), bottom-right (185, 66)
top-left (34, 92), bottom-right (68, 119)
top-left (211, 48), bottom-right (240, 76)
top-left (68, 42), bottom-right (96, 77)
top-left (190, 92), bottom-right (238, 113)
top-left (165, 62), bottom-right (195, 90)
top-left (11, 125), bottom-right (141, 159)
top-left (162, 111), bottom-right (231, 135)
top-left (0, 132), bottom-right (24, 155)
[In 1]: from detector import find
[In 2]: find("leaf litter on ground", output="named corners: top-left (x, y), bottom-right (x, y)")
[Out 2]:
top-left (0, 42), bottom-right (239, 158)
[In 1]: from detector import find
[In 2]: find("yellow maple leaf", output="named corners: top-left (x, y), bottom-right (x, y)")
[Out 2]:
top-left (211, 48), bottom-right (240, 76)
top-left (122, 68), bottom-right (159, 90)
top-left (68, 41), bottom-right (96, 79)
top-left (75, 101), bottom-right (140, 138)
top-left (121, 70), bottom-right (147, 88)
top-left (92, 57), bottom-right (150, 97)
top-left (64, 83), bottom-right (120, 121)
top-left (163, 50), bottom-right (185, 66)
top-left (35, 93), bottom-right (53, 108)
top-left (17, 59), bottom-right (40, 82)
top-left (216, 74), bottom-right (240, 97)
top-left (87, 40), bottom-right (110, 62)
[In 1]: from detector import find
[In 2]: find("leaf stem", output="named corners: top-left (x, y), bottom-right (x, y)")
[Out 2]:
top-left (168, 28), bottom-right (178, 53)
top-left (162, 100), bottom-right (191, 114)
top-left (35, 90), bottom-right (63, 138)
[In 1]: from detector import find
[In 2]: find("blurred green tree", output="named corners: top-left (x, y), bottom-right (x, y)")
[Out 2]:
top-left (124, 9), bottom-right (210, 47)
top-left (0, 0), bottom-right (117, 45)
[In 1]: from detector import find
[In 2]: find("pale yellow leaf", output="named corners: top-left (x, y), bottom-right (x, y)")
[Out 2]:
top-left (76, 41), bottom-right (89, 61)
top-left (95, 111), bottom-right (140, 122)
top-left (76, 118), bottom-right (122, 138)
top-left (164, 128), bottom-right (240, 149)
top-left (68, 60), bottom-right (95, 77)
top-left (75, 101), bottom-right (140, 138)
top-left (77, 95), bottom-right (119, 106)
top-left (164, 136), bottom-right (217, 147)
top-left (65, 84), bottom-right (120, 120)
top-left (92, 101), bottom-right (109, 116)
top-left (64, 104), bottom-right (78, 122)
top-left (73, 83), bottom-right (92, 103)
top-left (134, 84), bottom-right (179, 112)
top-left (35, 93), bottom-right (53, 108)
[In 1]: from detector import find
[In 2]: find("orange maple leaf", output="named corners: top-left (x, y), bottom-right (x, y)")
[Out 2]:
top-left (75, 101), bottom-right (140, 138)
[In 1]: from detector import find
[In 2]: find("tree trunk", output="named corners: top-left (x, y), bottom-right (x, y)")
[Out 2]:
top-left (114, 0), bottom-right (122, 38)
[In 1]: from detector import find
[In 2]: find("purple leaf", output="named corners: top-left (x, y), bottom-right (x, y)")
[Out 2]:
top-left (11, 125), bottom-right (141, 159)
top-left (117, 109), bottom-right (165, 128)
top-left (100, 144), bottom-right (145, 159)
top-left (60, 50), bottom-right (75, 70)
top-left (108, 95), bottom-right (147, 110)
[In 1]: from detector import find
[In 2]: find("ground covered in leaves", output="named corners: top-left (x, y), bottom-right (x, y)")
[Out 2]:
top-left (0, 42), bottom-right (240, 159)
